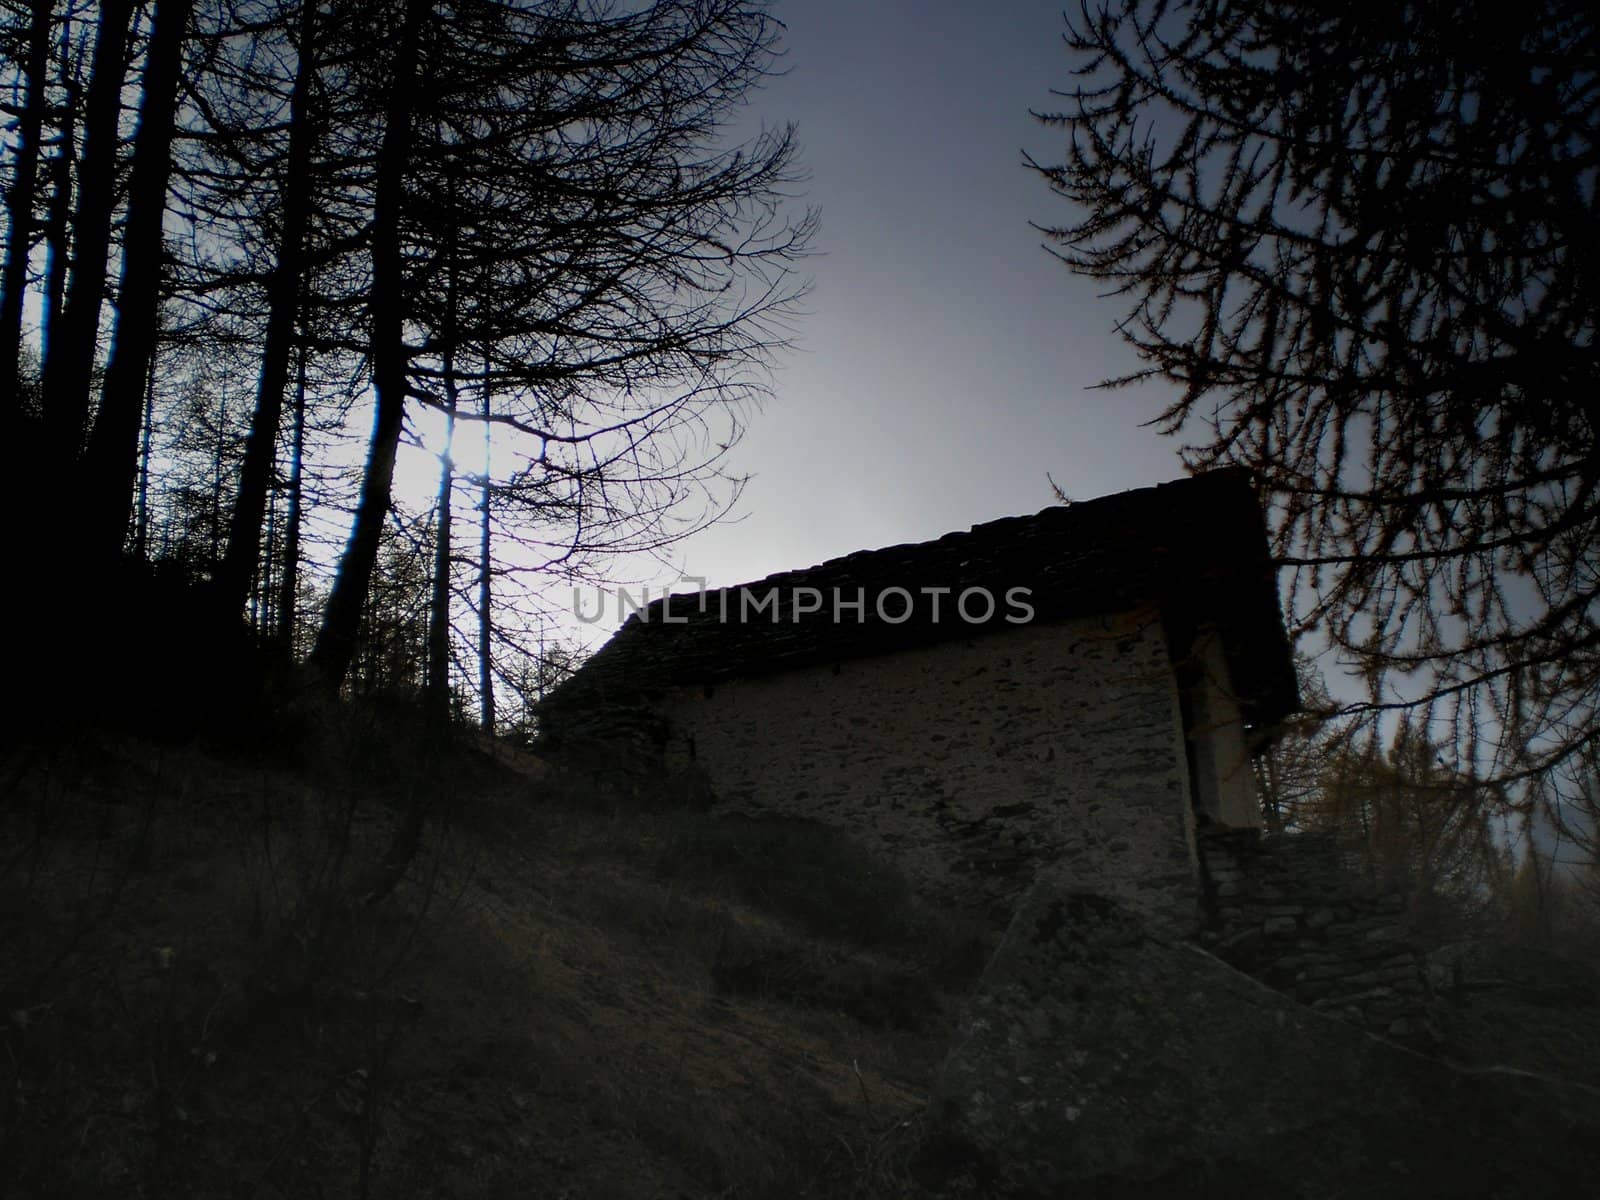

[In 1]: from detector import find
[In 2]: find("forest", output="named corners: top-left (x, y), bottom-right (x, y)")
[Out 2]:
top-left (2, 0), bottom-right (813, 736)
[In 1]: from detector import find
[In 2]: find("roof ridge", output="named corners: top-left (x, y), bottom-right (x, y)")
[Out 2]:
top-left (542, 469), bottom-right (1297, 731)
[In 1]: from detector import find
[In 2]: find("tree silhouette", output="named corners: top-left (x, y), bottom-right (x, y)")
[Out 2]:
top-left (301, 0), bottom-right (811, 693)
top-left (1032, 0), bottom-right (1599, 805)
top-left (0, 0), bottom-right (53, 419)
top-left (1, 0), bottom-right (809, 722)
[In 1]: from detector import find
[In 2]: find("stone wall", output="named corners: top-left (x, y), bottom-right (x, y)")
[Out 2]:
top-left (1197, 826), bottom-right (1434, 1040)
top-left (926, 873), bottom-right (1600, 1198)
top-left (654, 606), bottom-right (1202, 925)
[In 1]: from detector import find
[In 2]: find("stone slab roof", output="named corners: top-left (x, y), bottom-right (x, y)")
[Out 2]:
top-left (541, 468), bottom-right (1299, 731)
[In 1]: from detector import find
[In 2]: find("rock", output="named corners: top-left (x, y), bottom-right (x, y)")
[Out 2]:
top-left (922, 870), bottom-right (1600, 1198)
top-left (1426, 941), bottom-right (1491, 994)
top-left (1378, 965), bottom-right (1423, 985)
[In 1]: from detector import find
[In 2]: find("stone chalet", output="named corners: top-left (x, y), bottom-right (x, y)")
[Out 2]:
top-left (540, 469), bottom-right (1299, 924)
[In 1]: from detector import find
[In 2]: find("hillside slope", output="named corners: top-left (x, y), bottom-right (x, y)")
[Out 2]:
top-left (6, 727), bottom-right (1598, 1198)
top-left (1, 728), bottom-right (989, 1198)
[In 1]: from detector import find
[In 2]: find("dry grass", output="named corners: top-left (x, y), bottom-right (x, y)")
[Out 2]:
top-left (10, 721), bottom-right (1597, 1199)
top-left (0, 725), bottom-right (990, 1199)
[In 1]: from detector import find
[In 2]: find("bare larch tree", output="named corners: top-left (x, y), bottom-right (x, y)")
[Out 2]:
top-left (1031, 0), bottom-right (1599, 821)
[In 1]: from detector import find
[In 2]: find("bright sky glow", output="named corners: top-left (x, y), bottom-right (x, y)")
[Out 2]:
top-left (394, 0), bottom-right (1192, 652)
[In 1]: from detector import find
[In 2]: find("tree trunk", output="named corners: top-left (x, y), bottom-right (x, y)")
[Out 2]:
top-left (134, 358), bottom-right (155, 559)
top-left (277, 341), bottom-right (307, 653)
top-left (209, 383), bottom-right (227, 567)
top-left (81, 0), bottom-right (196, 569)
top-left (215, 0), bottom-right (319, 624)
top-left (478, 372), bottom-right (494, 734)
top-left (427, 389), bottom-right (455, 725)
top-left (427, 187), bottom-right (461, 727)
top-left (0, 0), bottom-right (55, 419)
top-left (40, 0), bottom-right (132, 469)
top-left (40, 20), bottom-right (77, 371)
top-left (257, 476), bottom-right (276, 635)
top-left (307, 0), bottom-right (425, 691)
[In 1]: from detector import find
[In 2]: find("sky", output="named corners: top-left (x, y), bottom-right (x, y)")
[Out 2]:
top-left (554, 0), bottom-right (1188, 632)
top-left (375, 0), bottom-right (1587, 860)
